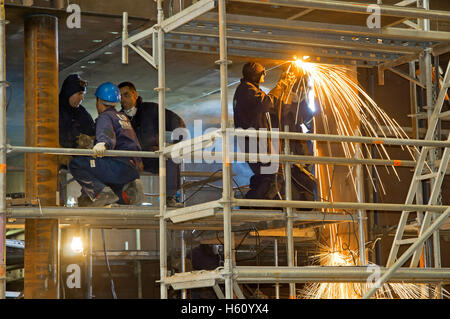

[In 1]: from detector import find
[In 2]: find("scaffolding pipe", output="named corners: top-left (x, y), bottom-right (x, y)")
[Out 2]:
top-left (283, 127), bottom-right (295, 298)
top-left (217, 0), bottom-right (233, 299)
top-left (234, 198), bottom-right (449, 213)
top-left (232, 129), bottom-right (450, 148)
top-left (274, 239), bottom-right (279, 299)
top-left (6, 202), bottom-right (449, 219)
top-left (156, 0), bottom-right (168, 300)
top-left (234, 265), bottom-right (450, 283)
top-left (364, 207), bottom-right (450, 299)
top-left (206, 152), bottom-right (417, 167)
top-left (0, 1), bottom-right (6, 300)
top-left (355, 140), bottom-right (366, 266)
top-left (8, 145), bottom-right (418, 167)
top-left (181, 230), bottom-right (187, 299)
top-left (231, 0), bottom-right (450, 20)
top-left (8, 145), bottom-right (158, 158)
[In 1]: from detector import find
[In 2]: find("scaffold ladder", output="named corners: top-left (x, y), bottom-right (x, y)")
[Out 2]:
top-left (386, 61), bottom-right (450, 268)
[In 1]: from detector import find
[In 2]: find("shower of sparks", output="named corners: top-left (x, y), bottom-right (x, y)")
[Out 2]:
top-left (298, 245), bottom-right (450, 299)
top-left (281, 59), bottom-right (443, 299)
top-left (289, 58), bottom-right (422, 198)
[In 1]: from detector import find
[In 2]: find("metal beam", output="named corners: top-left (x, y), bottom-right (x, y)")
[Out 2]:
top-left (197, 12), bottom-right (450, 43)
top-left (176, 23), bottom-right (427, 55)
top-left (164, 33), bottom-right (402, 62)
top-left (229, 0), bottom-right (450, 20)
top-left (165, 44), bottom-right (377, 68)
top-left (387, 67), bottom-right (425, 88)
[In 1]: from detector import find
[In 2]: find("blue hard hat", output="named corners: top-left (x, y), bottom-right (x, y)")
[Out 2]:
top-left (95, 82), bottom-right (121, 103)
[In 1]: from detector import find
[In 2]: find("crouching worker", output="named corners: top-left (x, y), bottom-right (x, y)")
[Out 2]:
top-left (69, 82), bottom-right (144, 207)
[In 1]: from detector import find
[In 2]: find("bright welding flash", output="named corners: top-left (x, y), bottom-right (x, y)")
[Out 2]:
top-left (307, 89), bottom-right (316, 112)
top-left (71, 236), bottom-right (83, 254)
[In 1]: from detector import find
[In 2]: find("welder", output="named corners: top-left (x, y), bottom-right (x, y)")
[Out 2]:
top-left (233, 61), bottom-right (295, 201)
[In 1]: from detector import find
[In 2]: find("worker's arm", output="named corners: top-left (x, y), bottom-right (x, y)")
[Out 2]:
top-left (269, 72), bottom-right (296, 99)
top-left (95, 113), bottom-right (116, 150)
top-left (73, 106), bottom-right (95, 137)
top-left (249, 85), bottom-right (280, 114)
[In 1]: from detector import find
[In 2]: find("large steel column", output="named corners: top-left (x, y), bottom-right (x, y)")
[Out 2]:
top-left (0, 1), bottom-right (7, 300)
top-left (24, 14), bottom-right (59, 299)
top-left (218, 0), bottom-right (233, 299)
top-left (156, 0), bottom-right (168, 299)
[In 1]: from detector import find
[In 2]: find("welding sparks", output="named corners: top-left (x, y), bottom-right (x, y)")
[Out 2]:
top-left (299, 245), bottom-right (449, 299)
top-left (281, 59), bottom-right (438, 299)
top-left (289, 58), bottom-right (419, 198)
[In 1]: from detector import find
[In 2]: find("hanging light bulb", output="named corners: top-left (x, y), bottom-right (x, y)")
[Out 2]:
top-left (71, 236), bottom-right (83, 254)
top-left (71, 224), bottom-right (83, 254)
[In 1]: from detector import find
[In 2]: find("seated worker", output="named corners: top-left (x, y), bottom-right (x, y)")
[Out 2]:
top-left (59, 74), bottom-right (95, 149)
top-left (68, 82), bottom-right (144, 207)
top-left (233, 61), bottom-right (295, 201)
top-left (118, 81), bottom-right (186, 207)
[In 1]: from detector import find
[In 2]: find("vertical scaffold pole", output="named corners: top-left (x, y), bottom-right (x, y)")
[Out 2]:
top-left (217, 0), bottom-right (233, 299)
top-left (0, 1), bottom-right (6, 300)
top-left (156, 0), bottom-right (168, 299)
top-left (284, 126), bottom-right (295, 299)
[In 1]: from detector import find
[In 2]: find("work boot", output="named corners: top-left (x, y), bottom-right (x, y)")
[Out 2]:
top-left (92, 186), bottom-right (119, 207)
top-left (166, 196), bottom-right (183, 208)
top-left (77, 194), bottom-right (93, 207)
top-left (122, 179), bottom-right (144, 205)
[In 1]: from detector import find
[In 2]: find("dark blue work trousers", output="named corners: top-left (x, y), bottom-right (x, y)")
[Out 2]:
top-left (69, 156), bottom-right (139, 201)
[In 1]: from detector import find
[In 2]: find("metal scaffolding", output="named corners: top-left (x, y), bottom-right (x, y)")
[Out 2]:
top-left (1, 0), bottom-right (450, 299)
top-left (118, 0), bottom-right (450, 299)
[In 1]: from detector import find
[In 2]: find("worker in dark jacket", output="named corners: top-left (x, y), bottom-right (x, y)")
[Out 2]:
top-left (118, 81), bottom-right (186, 207)
top-left (59, 74), bottom-right (95, 149)
top-left (69, 82), bottom-right (144, 207)
top-left (233, 62), bottom-right (294, 201)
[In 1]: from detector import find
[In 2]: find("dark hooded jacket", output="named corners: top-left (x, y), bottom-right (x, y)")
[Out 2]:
top-left (121, 96), bottom-right (186, 173)
top-left (59, 75), bottom-right (95, 148)
top-left (233, 78), bottom-right (287, 157)
top-left (233, 79), bottom-right (285, 131)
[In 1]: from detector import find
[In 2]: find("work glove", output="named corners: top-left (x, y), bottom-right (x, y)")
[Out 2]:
top-left (93, 142), bottom-right (106, 158)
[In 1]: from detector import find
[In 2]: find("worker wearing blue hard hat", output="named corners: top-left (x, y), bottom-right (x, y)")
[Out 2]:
top-left (68, 82), bottom-right (144, 207)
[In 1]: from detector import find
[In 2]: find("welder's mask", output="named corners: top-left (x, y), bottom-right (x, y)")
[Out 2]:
top-left (124, 106), bottom-right (137, 117)
top-left (242, 62), bottom-right (266, 84)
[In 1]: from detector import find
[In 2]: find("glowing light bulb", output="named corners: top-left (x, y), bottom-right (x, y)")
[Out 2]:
top-left (71, 236), bottom-right (83, 254)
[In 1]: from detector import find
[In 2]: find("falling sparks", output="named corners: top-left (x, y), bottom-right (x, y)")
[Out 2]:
top-left (298, 245), bottom-right (449, 299)
top-left (288, 58), bottom-right (420, 197)
top-left (282, 59), bottom-right (442, 299)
